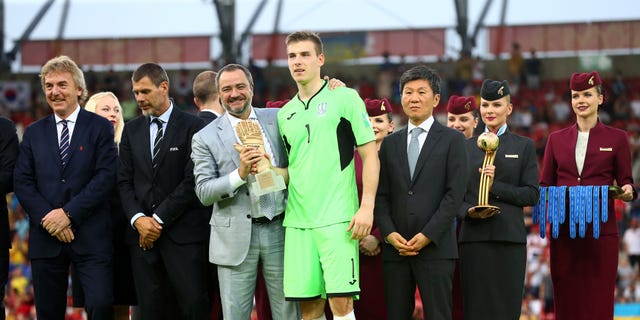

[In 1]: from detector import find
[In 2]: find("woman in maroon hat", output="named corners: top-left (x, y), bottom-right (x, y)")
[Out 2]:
top-left (447, 95), bottom-right (478, 139)
top-left (539, 71), bottom-right (636, 319)
top-left (446, 94), bottom-right (478, 320)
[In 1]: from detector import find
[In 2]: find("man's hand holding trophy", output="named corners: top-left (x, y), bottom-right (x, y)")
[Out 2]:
top-left (233, 120), bottom-right (286, 196)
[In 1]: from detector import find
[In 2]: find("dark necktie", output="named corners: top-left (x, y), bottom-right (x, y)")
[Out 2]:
top-left (408, 127), bottom-right (423, 177)
top-left (59, 120), bottom-right (69, 166)
top-left (152, 118), bottom-right (164, 169)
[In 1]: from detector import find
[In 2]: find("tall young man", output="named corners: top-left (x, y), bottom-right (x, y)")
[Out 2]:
top-left (278, 31), bottom-right (379, 320)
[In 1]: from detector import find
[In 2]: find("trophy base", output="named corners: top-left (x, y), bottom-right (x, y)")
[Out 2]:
top-left (467, 205), bottom-right (501, 219)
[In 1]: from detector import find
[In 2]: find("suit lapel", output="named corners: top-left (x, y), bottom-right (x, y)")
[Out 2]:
top-left (567, 124), bottom-right (580, 177)
top-left (411, 121), bottom-right (443, 184)
top-left (218, 113), bottom-right (241, 168)
top-left (63, 109), bottom-right (87, 171)
top-left (395, 128), bottom-right (413, 184)
top-left (256, 109), bottom-right (282, 166)
top-left (46, 115), bottom-right (64, 169)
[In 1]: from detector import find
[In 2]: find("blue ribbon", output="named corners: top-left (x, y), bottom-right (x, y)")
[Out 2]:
top-left (593, 186), bottom-right (600, 239)
top-left (602, 185), bottom-right (609, 223)
top-left (552, 186), bottom-right (562, 239)
top-left (569, 186), bottom-right (577, 239)
top-left (578, 186), bottom-right (586, 238)
top-left (585, 185), bottom-right (593, 224)
top-left (559, 186), bottom-right (566, 225)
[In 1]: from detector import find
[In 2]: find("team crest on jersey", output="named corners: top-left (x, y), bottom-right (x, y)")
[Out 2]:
top-left (317, 102), bottom-right (327, 115)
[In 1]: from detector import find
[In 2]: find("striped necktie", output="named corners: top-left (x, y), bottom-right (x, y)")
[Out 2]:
top-left (59, 120), bottom-right (70, 166)
top-left (152, 118), bottom-right (164, 169)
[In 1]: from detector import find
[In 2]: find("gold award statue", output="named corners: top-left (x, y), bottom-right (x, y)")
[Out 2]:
top-left (234, 120), bottom-right (286, 196)
top-left (468, 132), bottom-right (501, 219)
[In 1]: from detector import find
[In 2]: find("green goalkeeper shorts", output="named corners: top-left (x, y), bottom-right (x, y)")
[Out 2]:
top-left (283, 222), bottom-right (360, 300)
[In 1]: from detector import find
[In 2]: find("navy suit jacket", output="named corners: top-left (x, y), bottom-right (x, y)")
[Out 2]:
top-left (14, 108), bottom-right (118, 259)
top-left (0, 117), bottom-right (19, 249)
top-left (198, 110), bottom-right (218, 124)
top-left (118, 107), bottom-right (208, 245)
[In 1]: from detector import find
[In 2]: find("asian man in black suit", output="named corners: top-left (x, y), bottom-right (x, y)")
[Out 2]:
top-left (375, 65), bottom-right (468, 319)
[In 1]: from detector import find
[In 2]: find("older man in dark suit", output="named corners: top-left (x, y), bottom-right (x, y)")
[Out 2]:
top-left (0, 116), bottom-right (18, 320)
top-left (14, 55), bottom-right (117, 319)
top-left (375, 65), bottom-right (468, 319)
top-left (118, 63), bottom-right (209, 320)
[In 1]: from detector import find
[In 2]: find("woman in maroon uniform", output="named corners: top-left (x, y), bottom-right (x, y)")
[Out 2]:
top-left (539, 71), bottom-right (636, 319)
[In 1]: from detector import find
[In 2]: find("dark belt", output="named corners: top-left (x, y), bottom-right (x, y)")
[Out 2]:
top-left (252, 213), bottom-right (284, 225)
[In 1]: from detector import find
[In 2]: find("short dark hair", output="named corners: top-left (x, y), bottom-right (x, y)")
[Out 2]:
top-left (286, 31), bottom-right (323, 55)
top-left (215, 64), bottom-right (254, 91)
top-left (192, 70), bottom-right (218, 103)
top-left (132, 63), bottom-right (169, 87)
top-left (399, 65), bottom-right (441, 95)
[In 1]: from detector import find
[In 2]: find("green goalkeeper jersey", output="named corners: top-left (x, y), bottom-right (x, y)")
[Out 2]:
top-left (277, 82), bottom-right (375, 228)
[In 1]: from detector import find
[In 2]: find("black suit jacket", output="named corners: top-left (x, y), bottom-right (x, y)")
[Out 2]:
top-left (0, 117), bottom-right (18, 249)
top-left (118, 107), bottom-right (208, 245)
top-left (198, 110), bottom-right (218, 124)
top-left (458, 130), bottom-right (539, 243)
top-left (375, 120), bottom-right (469, 261)
top-left (14, 109), bottom-right (117, 258)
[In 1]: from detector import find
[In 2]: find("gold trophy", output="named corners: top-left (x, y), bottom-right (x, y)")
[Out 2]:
top-left (234, 120), bottom-right (285, 196)
top-left (468, 132), bottom-right (501, 219)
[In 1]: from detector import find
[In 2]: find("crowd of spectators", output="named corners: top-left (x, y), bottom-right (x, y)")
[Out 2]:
top-left (1, 49), bottom-right (639, 319)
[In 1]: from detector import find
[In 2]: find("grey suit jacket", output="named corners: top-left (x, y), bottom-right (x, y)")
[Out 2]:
top-left (191, 107), bottom-right (288, 266)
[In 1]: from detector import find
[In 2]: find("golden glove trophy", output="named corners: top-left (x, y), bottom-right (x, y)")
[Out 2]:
top-left (468, 132), bottom-right (501, 219)
top-left (234, 120), bottom-right (286, 196)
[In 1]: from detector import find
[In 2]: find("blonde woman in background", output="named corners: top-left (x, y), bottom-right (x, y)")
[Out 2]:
top-left (73, 92), bottom-right (136, 320)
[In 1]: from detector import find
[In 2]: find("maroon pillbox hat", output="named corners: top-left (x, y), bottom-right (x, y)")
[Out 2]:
top-left (446, 95), bottom-right (477, 115)
top-left (364, 98), bottom-right (392, 117)
top-left (265, 99), bottom-right (290, 109)
top-left (570, 71), bottom-right (602, 91)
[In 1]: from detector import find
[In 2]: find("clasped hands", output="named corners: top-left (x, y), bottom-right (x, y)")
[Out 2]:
top-left (42, 208), bottom-right (74, 243)
top-left (385, 232), bottom-right (431, 256)
top-left (134, 216), bottom-right (162, 251)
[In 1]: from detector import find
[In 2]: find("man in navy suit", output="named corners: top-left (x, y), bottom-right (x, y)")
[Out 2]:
top-left (118, 63), bottom-right (209, 320)
top-left (375, 66), bottom-right (468, 319)
top-left (0, 116), bottom-right (18, 320)
top-left (13, 55), bottom-right (117, 319)
top-left (193, 70), bottom-right (224, 124)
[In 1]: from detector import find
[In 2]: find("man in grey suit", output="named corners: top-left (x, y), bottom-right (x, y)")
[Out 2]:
top-left (191, 63), bottom-right (299, 319)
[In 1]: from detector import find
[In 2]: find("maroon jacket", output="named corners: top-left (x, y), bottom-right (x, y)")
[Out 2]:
top-left (540, 121), bottom-right (635, 320)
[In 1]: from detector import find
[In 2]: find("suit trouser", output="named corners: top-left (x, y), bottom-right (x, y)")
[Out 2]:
top-left (32, 246), bottom-right (113, 320)
top-left (129, 235), bottom-right (209, 320)
top-left (217, 220), bottom-right (299, 320)
top-left (382, 257), bottom-right (455, 320)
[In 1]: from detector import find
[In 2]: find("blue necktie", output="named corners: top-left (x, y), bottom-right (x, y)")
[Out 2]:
top-left (152, 118), bottom-right (164, 169)
top-left (408, 127), bottom-right (423, 177)
top-left (59, 120), bottom-right (69, 166)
